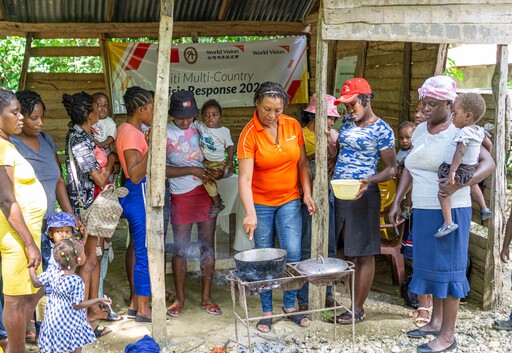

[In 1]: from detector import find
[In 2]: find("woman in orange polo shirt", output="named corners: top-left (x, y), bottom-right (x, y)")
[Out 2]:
top-left (238, 81), bottom-right (316, 333)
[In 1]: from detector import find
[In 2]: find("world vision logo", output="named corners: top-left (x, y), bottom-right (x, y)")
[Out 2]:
top-left (252, 45), bottom-right (288, 55)
top-left (184, 47), bottom-right (198, 64)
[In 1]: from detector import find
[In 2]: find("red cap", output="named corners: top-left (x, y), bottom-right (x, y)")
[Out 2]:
top-left (334, 78), bottom-right (372, 105)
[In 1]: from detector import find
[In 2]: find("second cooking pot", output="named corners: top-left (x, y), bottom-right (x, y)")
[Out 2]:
top-left (234, 248), bottom-right (287, 282)
top-left (296, 255), bottom-right (348, 275)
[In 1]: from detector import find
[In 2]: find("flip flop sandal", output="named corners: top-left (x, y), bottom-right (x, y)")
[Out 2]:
top-left (202, 303), bottom-right (222, 315)
top-left (282, 307), bottom-right (310, 327)
top-left (414, 307), bottom-right (432, 327)
top-left (330, 309), bottom-right (366, 325)
top-left (25, 331), bottom-right (36, 341)
top-left (493, 320), bottom-right (512, 331)
top-left (325, 298), bottom-right (342, 308)
top-left (166, 305), bottom-right (184, 317)
top-left (93, 324), bottom-right (111, 338)
top-left (126, 309), bottom-right (137, 319)
top-left (135, 315), bottom-right (152, 323)
top-left (256, 317), bottom-right (273, 333)
top-left (104, 312), bottom-right (123, 322)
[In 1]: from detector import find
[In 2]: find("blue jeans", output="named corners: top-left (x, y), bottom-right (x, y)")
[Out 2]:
top-left (297, 188), bottom-right (336, 306)
top-left (253, 199), bottom-right (302, 313)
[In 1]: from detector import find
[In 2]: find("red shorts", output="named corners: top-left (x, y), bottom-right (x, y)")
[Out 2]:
top-left (170, 185), bottom-right (212, 225)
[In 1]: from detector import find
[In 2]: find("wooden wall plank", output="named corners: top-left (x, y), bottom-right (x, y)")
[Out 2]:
top-left (30, 46), bottom-right (101, 57)
top-left (323, 23), bottom-right (512, 44)
top-left (399, 43), bottom-right (412, 123)
top-left (325, 0), bottom-right (512, 8)
top-left (324, 5), bottom-right (512, 25)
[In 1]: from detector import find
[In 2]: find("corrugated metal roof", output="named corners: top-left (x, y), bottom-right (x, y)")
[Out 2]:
top-left (2, 0), bottom-right (315, 23)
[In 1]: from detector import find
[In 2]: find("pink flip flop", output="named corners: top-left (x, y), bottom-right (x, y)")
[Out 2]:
top-left (202, 303), bottom-right (222, 315)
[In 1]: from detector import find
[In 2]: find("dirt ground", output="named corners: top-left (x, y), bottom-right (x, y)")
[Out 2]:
top-left (24, 221), bottom-right (512, 353)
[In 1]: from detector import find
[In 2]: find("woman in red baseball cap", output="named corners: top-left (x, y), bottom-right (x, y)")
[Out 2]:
top-left (331, 78), bottom-right (397, 324)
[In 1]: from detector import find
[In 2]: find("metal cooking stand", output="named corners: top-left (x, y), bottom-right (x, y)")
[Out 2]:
top-left (228, 261), bottom-right (355, 353)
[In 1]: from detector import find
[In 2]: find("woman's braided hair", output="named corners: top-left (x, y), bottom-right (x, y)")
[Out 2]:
top-left (53, 238), bottom-right (82, 270)
top-left (253, 81), bottom-right (289, 107)
top-left (0, 88), bottom-right (16, 112)
top-left (123, 86), bottom-right (153, 116)
top-left (62, 92), bottom-right (95, 126)
top-left (16, 90), bottom-right (46, 116)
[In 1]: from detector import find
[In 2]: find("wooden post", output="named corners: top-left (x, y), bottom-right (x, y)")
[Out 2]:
top-left (99, 33), bottom-right (113, 106)
top-left (146, 0), bottom-right (174, 343)
top-left (398, 42), bottom-right (412, 123)
top-left (18, 33), bottom-right (32, 90)
top-left (310, 4), bottom-right (329, 319)
top-left (433, 44), bottom-right (448, 76)
top-left (354, 41), bottom-right (368, 78)
top-left (484, 44), bottom-right (508, 310)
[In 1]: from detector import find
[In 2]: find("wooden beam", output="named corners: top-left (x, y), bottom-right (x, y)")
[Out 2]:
top-left (323, 4), bottom-right (512, 25)
top-left (354, 41), bottom-right (368, 78)
top-left (0, 21), bottom-right (310, 39)
top-left (146, 0), bottom-right (174, 343)
top-left (433, 44), bottom-right (448, 76)
top-left (0, 0), bottom-right (5, 21)
top-left (398, 42), bottom-right (412, 123)
top-left (99, 34), bottom-right (113, 111)
top-left (106, 0), bottom-right (115, 22)
top-left (217, 0), bottom-right (230, 21)
top-left (18, 33), bottom-right (32, 90)
top-left (322, 23), bottom-right (512, 44)
top-left (30, 46), bottom-right (101, 57)
top-left (327, 40), bottom-right (337, 93)
top-left (484, 44), bottom-right (508, 310)
top-left (310, 3), bottom-right (329, 319)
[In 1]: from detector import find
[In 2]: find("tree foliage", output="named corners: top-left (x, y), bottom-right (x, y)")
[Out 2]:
top-left (0, 36), bottom-right (25, 90)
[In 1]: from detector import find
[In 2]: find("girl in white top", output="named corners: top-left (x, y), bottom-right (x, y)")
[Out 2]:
top-left (435, 93), bottom-right (490, 238)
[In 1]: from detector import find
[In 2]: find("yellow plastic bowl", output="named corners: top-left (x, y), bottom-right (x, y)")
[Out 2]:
top-left (330, 179), bottom-right (362, 200)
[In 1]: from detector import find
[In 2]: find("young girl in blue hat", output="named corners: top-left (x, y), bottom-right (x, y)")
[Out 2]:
top-left (29, 238), bottom-right (112, 353)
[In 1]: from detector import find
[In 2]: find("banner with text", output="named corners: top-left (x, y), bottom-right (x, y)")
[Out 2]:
top-left (108, 36), bottom-right (309, 114)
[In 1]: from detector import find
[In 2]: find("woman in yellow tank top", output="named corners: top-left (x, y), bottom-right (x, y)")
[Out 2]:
top-left (0, 89), bottom-right (46, 353)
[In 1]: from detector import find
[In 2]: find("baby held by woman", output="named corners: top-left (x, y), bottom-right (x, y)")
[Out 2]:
top-left (436, 93), bottom-right (491, 238)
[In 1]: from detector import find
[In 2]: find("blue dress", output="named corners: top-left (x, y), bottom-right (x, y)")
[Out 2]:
top-left (37, 266), bottom-right (96, 353)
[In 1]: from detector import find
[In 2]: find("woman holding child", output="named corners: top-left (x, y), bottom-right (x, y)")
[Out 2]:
top-left (165, 90), bottom-right (223, 317)
top-left (63, 91), bottom-right (118, 335)
top-left (389, 76), bottom-right (495, 353)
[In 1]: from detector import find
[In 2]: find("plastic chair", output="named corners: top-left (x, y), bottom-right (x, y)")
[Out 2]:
top-left (378, 180), bottom-right (406, 287)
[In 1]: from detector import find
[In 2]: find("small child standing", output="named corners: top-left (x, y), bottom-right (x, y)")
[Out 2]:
top-left (36, 212), bottom-right (90, 341)
top-left (436, 93), bottom-right (488, 238)
top-left (195, 99), bottom-right (234, 218)
top-left (29, 239), bottom-right (111, 353)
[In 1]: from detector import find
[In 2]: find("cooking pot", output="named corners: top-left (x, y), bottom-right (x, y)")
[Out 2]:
top-left (296, 255), bottom-right (348, 275)
top-left (234, 248), bottom-right (287, 282)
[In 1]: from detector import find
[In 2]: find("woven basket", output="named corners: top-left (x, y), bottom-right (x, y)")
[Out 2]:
top-left (330, 179), bottom-right (361, 200)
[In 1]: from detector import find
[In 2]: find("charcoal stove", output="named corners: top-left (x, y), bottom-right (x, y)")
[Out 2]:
top-left (227, 262), bottom-right (356, 353)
